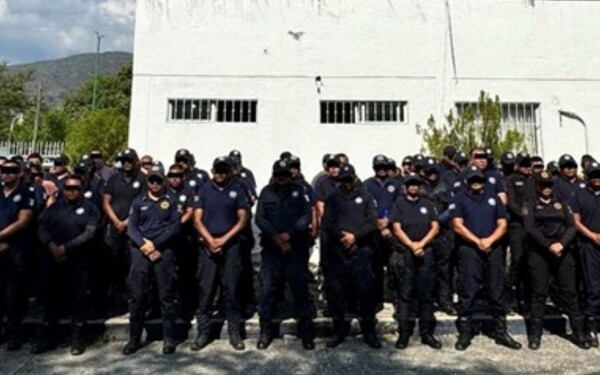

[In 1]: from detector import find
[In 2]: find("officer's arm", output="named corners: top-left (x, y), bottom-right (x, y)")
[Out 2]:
top-left (290, 198), bottom-right (312, 237)
top-left (523, 204), bottom-right (552, 248)
top-left (193, 208), bottom-right (215, 243)
top-left (421, 220), bottom-right (440, 247)
top-left (126, 203), bottom-right (145, 248)
top-left (497, 191), bottom-right (508, 206)
top-left (559, 206), bottom-right (576, 247)
top-left (316, 201), bottom-right (325, 221)
top-left (153, 205), bottom-right (181, 250)
top-left (38, 211), bottom-right (53, 248)
top-left (221, 209), bottom-right (249, 244)
top-left (452, 218), bottom-right (481, 245)
top-left (486, 218), bottom-right (508, 244)
top-left (505, 181), bottom-right (522, 218)
top-left (63, 207), bottom-right (100, 256)
top-left (254, 192), bottom-right (278, 237)
top-left (102, 193), bottom-right (121, 227)
top-left (392, 222), bottom-right (415, 248)
top-left (321, 200), bottom-right (341, 239)
top-left (181, 206), bottom-right (194, 224)
top-left (573, 213), bottom-right (598, 241)
top-left (355, 197), bottom-right (378, 240)
top-left (0, 209), bottom-right (33, 241)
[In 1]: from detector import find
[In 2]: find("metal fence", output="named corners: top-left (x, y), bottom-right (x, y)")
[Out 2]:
top-left (0, 141), bottom-right (65, 159)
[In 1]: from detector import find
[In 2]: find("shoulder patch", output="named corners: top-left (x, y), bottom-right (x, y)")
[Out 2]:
top-left (448, 203), bottom-right (456, 210)
top-left (420, 206), bottom-right (428, 215)
top-left (488, 197), bottom-right (497, 206)
top-left (76, 207), bottom-right (85, 215)
top-left (179, 195), bottom-right (187, 203)
top-left (13, 194), bottom-right (21, 203)
top-left (580, 183), bottom-right (587, 189)
top-left (241, 172), bottom-right (247, 178)
top-left (488, 177), bottom-right (496, 185)
top-left (189, 180), bottom-right (197, 187)
top-left (132, 181), bottom-right (141, 189)
top-left (355, 197), bottom-right (364, 204)
top-left (197, 173), bottom-right (203, 179)
top-left (84, 191), bottom-right (93, 199)
top-left (387, 185), bottom-right (396, 193)
top-left (292, 190), bottom-right (299, 198)
top-left (453, 181), bottom-right (461, 188)
top-left (229, 191), bottom-right (238, 199)
top-left (515, 181), bottom-right (524, 186)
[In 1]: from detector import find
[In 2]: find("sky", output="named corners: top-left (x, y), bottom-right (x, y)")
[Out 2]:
top-left (0, 0), bottom-right (135, 65)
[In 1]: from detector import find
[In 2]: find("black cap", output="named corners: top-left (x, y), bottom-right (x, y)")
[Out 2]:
top-left (279, 151), bottom-right (292, 160)
top-left (531, 155), bottom-right (544, 165)
top-left (582, 154), bottom-right (596, 168)
top-left (272, 159), bottom-right (292, 176)
top-left (404, 172), bottom-right (423, 185)
top-left (500, 151), bottom-right (515, 165)
top-left (423, 157), bottom-right (438, 173)
top-left (322, 153), bottom-right (334, 165)
top-left (372, 154), bottom-right (388, 168)
top-left (465, 165), bottom-right (485, 182)
top-left (118, 148), bottom-right (139, 162)
top-left (453, 151), bottom-right (469, 164)
top-left (175, 149), bottom-right (192, 162)
top-left (387, 158), bottom-right (397, 169)
top-left (546, 161), bottom-right (559, 175)
top-left (326, 154), bottom-right (341, 168)
top-left (147, 161), bottom-right (165, 178)
top-left (402, 155), bottom-right (413, 165)
top-left (213, 156), bottom-right (233, 170)
top-left (442, 145), bottom-right (457, 158)
top-left (515, 152), bottom-right (531, 166)
top-left (229, 149), bottom-right (242, 160)
top-left (338, 164), bottom-right (356, 180)
top-left (287, 155), bottom-right (301, 168)
top-left (558, 154), bottom-right (577, 168)
top-left (533, 171), bottom-right (553, 185)
top-left (586, 162), bottom-right (600, 178)
top-left (53, 154), bottom-right (70, 166)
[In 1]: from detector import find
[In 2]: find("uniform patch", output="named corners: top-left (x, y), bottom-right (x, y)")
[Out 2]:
top-left (488, 198), bottom-right (497, 206)
top-left (488, 177), bottom-right (496, 185)
top-left (387, 185), bottom-right (396, 193)
top-left (160, 201), bottom-right (170, 210)
top-left (304, 194), bottom-right (310, 202)
top-left (197, 173), bottom-right (204, 179)
top-left (179, 195), bottom-right (187, 203)
top-left (229, 191), bottom-right (238, 199)
top-left (554, 202), bottom-right (563, 210)
top-left (29, 186), bottom-right (35, 192)
top-left (420, 206), bottom-right (428, 215)
top-left (132, 181), bottom-right (141, 189)
top-left (580, 183), bottom-right (587, 189)
top-left (515, 181), bottom-right (524, 186)
top-left (84, 191), bottom-right (93, 199)
top-left (454, 181), bottom-right (461, 188)
top-left (141, 206), bottom-right (149, 211)
top-left (355, 197), bottom-right (363, 204)
top-left (189, 180), bottom-right (197, 187)
top-left (13, 194), bottom-right (21, 203)
top-left (522, 206), bottom-right (529, 216)
top-left (292, 191), bottom-right (299, 198)
top-left (449, 203), bottom-right (456, 210)
top-left (76, 207), bottom-right (85, 215)
top-left (241, 172), bottom-right (247, 178)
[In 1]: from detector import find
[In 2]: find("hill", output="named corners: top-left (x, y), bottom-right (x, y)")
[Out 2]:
top-left (9, 52), bottom-right (133, 107)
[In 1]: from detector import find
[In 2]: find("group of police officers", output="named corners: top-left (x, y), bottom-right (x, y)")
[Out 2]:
top-left (1, 144), bottom-right (600, 356)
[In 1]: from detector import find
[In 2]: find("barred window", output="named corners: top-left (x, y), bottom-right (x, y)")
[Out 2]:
top-left (455, 102), bottom-right (540, 154)
top-left (168, 99), bottom-right (257, 123)
top-left (320, 101), bottom-right (408, 124)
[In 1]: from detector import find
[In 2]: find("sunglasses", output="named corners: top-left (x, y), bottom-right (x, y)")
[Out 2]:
top-left (467, 178), bottom-right (486, 184)
top-left (90, 153), bottom-right (102, 159)
top-left (31, 173), bottom-right (43, 178)
top-left (54, 162), bottom-right (65, 167)
top-left (120, 158), bottom-right (134, 164)
top-left (167, 173), bottom-right (184, 178)
top-left (532, 164), bottom-right (544, 169)
top-left (141, 162), bottom-right (153, 166)
top-left (214, 168), bottom-right (231, 174)
top-left (148, 177), bottom-right (164, 185)
top-left (0, 167), bottom-right (20, 175)
top-left (64, 185), bottom-right (82, 192)
top-left (539, 183), bottom-right (554, 188)
top-left (175, 158), bottom-right (190, 164)
top-left (473, 153), bottom-right (488, 160)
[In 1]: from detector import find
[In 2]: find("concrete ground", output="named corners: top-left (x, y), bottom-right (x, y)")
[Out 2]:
top-left (2, 333), bottom-right (599, 375)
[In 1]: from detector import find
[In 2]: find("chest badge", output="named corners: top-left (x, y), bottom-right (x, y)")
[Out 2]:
top-left (580, 183), bottom-right (587, 189)
top-left (420, 206), bottom-right (428, 215)
top-left (292, 191), bottom-right (299, 198)
top-left (132, 181), bottom-right (141, 189)
top-left (488, 177), bottom-right (497, 185)
top-left (189, 180), bottom-right (197, 187)
top-left (554, 202), bottom-right (563, 210)
top-left (387, 185), bottom-right (396, 193)
top-left (160, 201), bottom-right (170, 210)
top-left (179, 195), bottom-right (187, 203)
top-left (241, 172), bottom-right (247, 178)
top-left (355, 197), bottom-right (364, 204)
top-left (229, 191), bottom-right (238, 199)
top-left (76, 207), bottom-right (85, 215)
top-left (84, 191), bottom-right (93, 199)
top-left (488, 198), bottom-right (497, 206)
top-left (13, 194), bottom-right (21, 203)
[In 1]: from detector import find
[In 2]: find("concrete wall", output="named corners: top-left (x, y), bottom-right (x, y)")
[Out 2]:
top-left (130, 0), bottom-right (600, 187)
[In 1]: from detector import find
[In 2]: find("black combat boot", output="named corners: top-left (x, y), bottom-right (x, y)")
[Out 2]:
top-left (571, 318), bottom-right (591, 350)
top-left (31, 323), bottom-right (57, 355)
top-left (527, 319), bottom-right (542, 350)
top-left (586, 317), bottom-right (599, 348)
top-left (70, 323), bottom-right (86, 356)
top-left (361, 319), bottom-right (381, 349)
top-left (493, 316), bottom-right (522, 350)
top-left (326, 319), bottom-right (347, 348)
top-left (122, 319), bottom-right (143, 355)
top-left (299, 320), bottom-right (315, 350)
top-left (455, 317), bottom-right (473, 351)
top-left (420, 320), bottom-right (442, 349)
top-left (256, 321), bottom-right (273, 350)
top-left (395, 320), bottom-right (414, 349)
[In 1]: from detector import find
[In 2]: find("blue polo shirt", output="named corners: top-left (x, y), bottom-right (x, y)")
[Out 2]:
top-left (390, 196), bottom-right (437, 241)
top-left (103, 172), bottom-right (146, 220)
top-left (450, 190), bottom-right (507, 238)
top-left (184, 168), bottom-right (209, 194)
top-left (315, 175), bottom-right (338, 203)
top-left (363, 176), bottom-right (403, 218)
top-left (128, 193), bottom-right (180, 251)
top-left (0, 184), bottom-right (35, 247)
top-left (195, 180), bottom-right (250, 236)
top-left (570, 186), bottom-right (600, 234)
top-left (449, 168), bottom-right (505, 199)
top-left (168, 185), bottom-right (196, 215)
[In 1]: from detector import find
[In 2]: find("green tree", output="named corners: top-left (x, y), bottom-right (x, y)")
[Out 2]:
top-left (417, 91), bottom-right (526, 159)
top-left (63, 62), bottom-right (132, 119)
top-left (65, 108), bottom-right (128, 162)
top-left (0, 63), bottom-right (34, 140)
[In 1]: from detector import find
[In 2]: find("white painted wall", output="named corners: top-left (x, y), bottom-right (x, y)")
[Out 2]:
top-left (130, 0), bottom-right (600, 188)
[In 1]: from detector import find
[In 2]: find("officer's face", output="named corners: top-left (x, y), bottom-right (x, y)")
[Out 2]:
top-left (0, 163), bottom-right (21, 184)
top-left (27, 157), bottom-right (42, 166)
top-left (537, 183), bottom-right (553, 199)
top-left (212, 167), bottom-right (231, 185)
top-left (290, 166), bottom-right (300, 179)
top-left (63, 180), bottom-right (83, 202)
top-left (328, 165), bottom-right (340, 178)
top-left (167, 169), bottom-right (184, 188)
top-left (339, 177), bottom-right (355, 192)
top-left (471, 152), bottom-right (488, 170)
top-left (274, 173), bottom-right (292, 186)
top-left (424, 171), bottom-right (438, 182)
top-left (467, 178), bottom-right (485, 193)
top-left (374, 166), bottom-right (387, 178)
top-left (405, 184), bottom-right (420, 196)
top-left (141, 158), bottom-right (153, 171)
top-left (561, 165), bottom-right (577, 179)
top-left (532, 163), bottom-right (544, 174)
top-left (402, 163), bottom-right (412, 175)
top-left (518, 164), bottom-right (533, 176)
top-left (589, 178), bottom-right (600, 191)
top-left (176, 158), bottom-right (191, 171)
top-left (147, 176), bottom-right (164, 194)
top-left (122, 159), bottom-right (135, 173)
top-left (52, 163), bottom-right (67, 175)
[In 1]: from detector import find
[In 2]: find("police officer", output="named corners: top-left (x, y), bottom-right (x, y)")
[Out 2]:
top-left (391, 173), bottom-right (441, 349)
top-left (451, 166), bottom-right (521, 351)
top-left (191, 157), bottom-right (249, 351)
top-left (0, 159), bottom-right (35, 351)
top-left (363, 154), bottom-right (403, 308)
top-left (321, 164), bottom-right (381, 349)
top-left (123, 164), bottom-right (181, 355)
top-left (48, 154), bottom-right (70, 189)
top-left (571, 162), bottom-right (600, 347)
top-left (230, 149), bottom-right (257, 191)
top-left (89, 149), bottom-right (115, 184)
top-left (166, 163), bottom-right (198, 321)
top-left (175, 149), bottom-right (209, 194)
top-left (439, 145), bottom-right (457, 177)
top-left (441, 151), bottom-right (468, 199)
top-left (506, 152), bottom-right (536, 313)
top-left (523, 171), bottom-right (589, 350)
top-left (531, 156), bottom-right (545, 175)
top-left (421, 157), bottom-right (455, 315)
top-left (500, 151), bottom-right (516, 180)
top-left (102, 148), bottom-right (146, 313)
top-left (255, 159), bottom-right (315, 350)
top-left (401, 156), bottom-right (414, 176)
top-left (554, 154), bottom-right (584, 203)
top-left (311, 153), bottom-right (334, 188)
top-left (32, 174), bottom-right (100, 355)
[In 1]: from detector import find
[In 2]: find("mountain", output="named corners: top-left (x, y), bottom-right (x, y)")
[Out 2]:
top-left (8, 51), bottom-right (133, 107)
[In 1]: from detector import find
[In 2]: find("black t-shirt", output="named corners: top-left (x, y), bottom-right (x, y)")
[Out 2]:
top-left (571, 187), bottom-right (600, 233)
top-left (103, 172), bottom-right (146, 220)
top-left (390, 196), bottom-right (437, 241)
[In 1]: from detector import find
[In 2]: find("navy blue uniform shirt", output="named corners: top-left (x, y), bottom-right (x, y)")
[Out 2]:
top-left (390, 195), bottom-right (437, 241)
top-left (0, 184), bottom-right (35, 247)
top-left (128, 193), bottom-right (180, 251)
top-left (570, 186), bottom-right (600, 234)
top-left (184, 168), bottom-right (209, 194)
top-left (523, 197), bottom-right (575, 249)
top-left (450, 190), bottom-right (507, 238)
top-left (255, 182), bottom-right (312, 239)
top-left (315, 175), bottom-right (338, 203)
top-left (363, 176), bottom-right (403, 218)
top-left (38, 198), bottom-right (100, 256)
top-left (103, 172), bottom-right (146, 220)
top-left (168, 185), bottom-right (196, 215)
top-left (554, 175), bottom-right (586, 206)
top-left (195, 179), bottom-right (250, 236)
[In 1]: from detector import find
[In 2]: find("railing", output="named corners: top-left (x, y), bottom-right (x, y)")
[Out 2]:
top-left (0, 141), bottom-right (65, 159)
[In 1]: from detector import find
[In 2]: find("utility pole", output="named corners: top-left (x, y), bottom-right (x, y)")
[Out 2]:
top-left (31, 84), bottom-right (42, 154)
top-left (92, 31), bottom-right (104, 112)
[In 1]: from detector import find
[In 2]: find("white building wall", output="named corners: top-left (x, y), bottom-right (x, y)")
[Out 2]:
top-left (130, 0), bottom-right (600, 187)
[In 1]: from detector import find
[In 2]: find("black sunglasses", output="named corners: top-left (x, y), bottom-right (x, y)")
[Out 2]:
top-left (148, 177), bottom-right (164, 185)
top-left (0, 167), bottom-right (20, 175)
top-left (473, 153), bottom-right (488, 160)
top-left (175, 158), bottom-right (190, 164)
top-left (167, 173), bottom-right (184, 178)
top-left (64, 185), bottom-right (82, 191)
